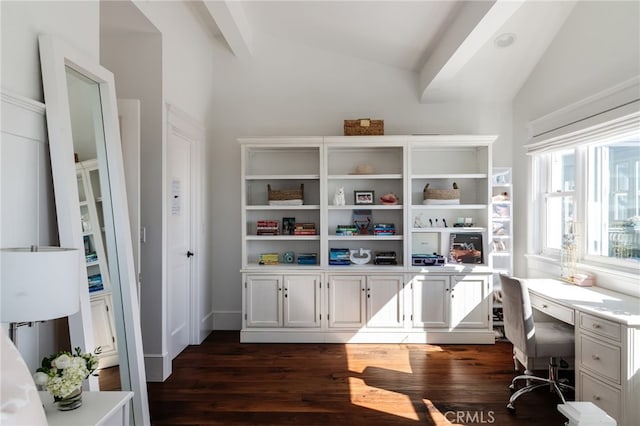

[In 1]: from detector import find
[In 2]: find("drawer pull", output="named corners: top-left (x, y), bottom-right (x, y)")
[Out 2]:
top-left (593, 395), bottom-right (601, 401)
top-left (592, 323), bottom-right (601, 329)
top-left (542, 304), bottom-right (548, 308)
top-left (592, 354), bottom-right (601, 361)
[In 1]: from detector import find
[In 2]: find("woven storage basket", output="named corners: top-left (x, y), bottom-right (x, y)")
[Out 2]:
top-left (344, 119), bottom-right (384, 136)
top-left (423, 183), bottom-right (460, 205)
top-left (268, 184), bottom-right (304, 201)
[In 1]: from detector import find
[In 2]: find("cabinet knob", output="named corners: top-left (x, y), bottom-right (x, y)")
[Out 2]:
top-left (542, 304), bottom-right (548, 308)
top-left (592, 323), bottom-right (601, 329)
top-left (187, 251), bottom-right (194, 258)
top-left (592, 354), bottom-right (600, 361)
top-left (593, 395), bottom-right (601, 401)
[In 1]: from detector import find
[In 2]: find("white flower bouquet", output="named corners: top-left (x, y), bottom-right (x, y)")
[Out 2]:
top-left (33, 347), bottom-right (100, 400)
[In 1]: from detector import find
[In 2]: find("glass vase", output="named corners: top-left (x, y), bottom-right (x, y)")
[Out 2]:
top-left (56, 387), bottom-right (83, 411)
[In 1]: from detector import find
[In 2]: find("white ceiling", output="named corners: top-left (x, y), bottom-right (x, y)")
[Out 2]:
top-left (198, 0), bottom-right (578, 103)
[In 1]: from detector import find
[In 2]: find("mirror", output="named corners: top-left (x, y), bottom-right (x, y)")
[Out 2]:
top-left (38, 35), bottom-right (150, 425)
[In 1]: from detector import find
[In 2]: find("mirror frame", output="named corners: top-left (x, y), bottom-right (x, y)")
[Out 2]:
top-left (38, 34), bottom-right (150, 425)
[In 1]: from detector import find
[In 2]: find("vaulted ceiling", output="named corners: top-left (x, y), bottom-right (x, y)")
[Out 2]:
top-left (195, 0), bottom-right (578, 103)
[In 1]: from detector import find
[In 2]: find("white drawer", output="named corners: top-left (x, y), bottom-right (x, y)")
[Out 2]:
top-left (579, 312), bottom-right (621, 342)
top-left (579, 371), bottom-right (621, 421)
top-left (530, 293), bottom-right (575, 325)
top-left (579, 334), bottom-right (621, 384)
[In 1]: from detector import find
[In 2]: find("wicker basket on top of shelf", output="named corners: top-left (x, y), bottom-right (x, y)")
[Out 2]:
top-left (268, 184), bottom-right (304, 205)
top-left (423, 183), bottom-right (460, 205)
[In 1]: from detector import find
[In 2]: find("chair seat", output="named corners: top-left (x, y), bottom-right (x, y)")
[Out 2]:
top-left (534, 321), bottom-right (575, 358)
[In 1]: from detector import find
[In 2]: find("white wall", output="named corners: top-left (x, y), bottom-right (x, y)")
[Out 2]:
top-left (208, 31), bottom-right (513, 328)
top-left (512, 1), bottom-right (640, 280)
top-left (0, 1), bottom-right (99, 369)
top-left (102, 0), bottom-right (215, 379)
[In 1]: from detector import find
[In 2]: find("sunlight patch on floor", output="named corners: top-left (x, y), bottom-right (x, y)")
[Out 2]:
top-left (347, 376), bottom-right (420, 421)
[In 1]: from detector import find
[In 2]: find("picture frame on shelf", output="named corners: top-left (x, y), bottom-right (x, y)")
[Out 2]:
top-left (354, 190), bottom-right (374, 205)
top-left (282, 217), bottom-right (295, 235)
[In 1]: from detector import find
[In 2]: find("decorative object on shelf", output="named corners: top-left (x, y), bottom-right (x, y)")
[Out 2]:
top-left (423, 182), bottom-right (460, 205)
top-left (333, 187), bottom-right (345, 206)
top-left (414, 213), bottom-right (427, 228)
top-left (379, 192), bottom-right (399, 205)
top-left (354, 190), bottom-right (374, 205)
top-left (282, 217), bottom-right (295, 235)
top-left (449, 233), bottom-right (484, 264)
top-left (267, 184), bottom-right (303, 205)
top-left (493, 203), bottom-right (510, 217)
top-left (33, 346), bottom-right (100, 411)
top-left (373, 251), bottom-right (397, 265)
top-left (281, 251), bottom-right (295, 264)
top-left (329, 248), bottom-right (351, 265)
top-left (0, 246), bottom-right (80, 343)
top-left (297, 253), bottom-right (317, 265)
top-left (412, 253), bottom-right (446, 266)
top-left (344, 119), bottom-right (384, 136)
top-left (454, 217), bottom-right (475, 227)
top-left (259, 253), bottom-right (279, 265)
top-left (349, 248), bottom-right (372, 265)
top-left (412, 232), bottom-right (439, 256)
top-left (353, 163), bottom-right (375, 174)
top-left (352, 209), bottom-right (372, 234)
top-left (492, 191), bottom-right (509, 202)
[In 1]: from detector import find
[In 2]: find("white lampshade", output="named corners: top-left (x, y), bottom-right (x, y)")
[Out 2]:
top-left (1, 246), bottom-right (80, 323)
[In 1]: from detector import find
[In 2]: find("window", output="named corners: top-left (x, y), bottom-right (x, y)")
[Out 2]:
top-left (530, 111), bottom-right (640, 274)
top-left (587, 139), bottom-right (640, 261)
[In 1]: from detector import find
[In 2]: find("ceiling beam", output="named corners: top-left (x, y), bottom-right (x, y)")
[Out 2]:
top-left (202, 0), bottom-right (253, 59)
top-left (419, 0), bottom-right (525, 103)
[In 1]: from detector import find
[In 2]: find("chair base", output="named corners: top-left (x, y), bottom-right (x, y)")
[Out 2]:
top-left (507, 357), bottom-right (574, 413)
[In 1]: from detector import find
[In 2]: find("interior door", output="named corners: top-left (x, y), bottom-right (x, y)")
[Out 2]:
top-left (167, 127), bottom-right (192, 360)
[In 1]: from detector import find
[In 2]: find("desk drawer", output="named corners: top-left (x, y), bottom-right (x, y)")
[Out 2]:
top-left (579, 371), bottom-right (621, 421)
top-left (579, 312), bottom-right (621, 342)
top-left (530, 293), bottom-right (575, 325)
top-left (579, 334), bottom-right (621, 384)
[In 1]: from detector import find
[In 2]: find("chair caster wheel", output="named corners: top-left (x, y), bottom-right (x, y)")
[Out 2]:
top-left (507, 403), bottom-right (516, 413)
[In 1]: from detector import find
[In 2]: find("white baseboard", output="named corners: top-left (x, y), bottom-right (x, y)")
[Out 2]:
top-left (144, 352), bottom-right (172, 382)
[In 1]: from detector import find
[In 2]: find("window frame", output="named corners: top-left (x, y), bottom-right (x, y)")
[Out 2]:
top-left (528, 110), bottom-right (640, 281)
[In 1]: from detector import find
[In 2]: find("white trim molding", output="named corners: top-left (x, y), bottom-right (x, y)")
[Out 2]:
top-left (527, 76), bottom-right (640, 142)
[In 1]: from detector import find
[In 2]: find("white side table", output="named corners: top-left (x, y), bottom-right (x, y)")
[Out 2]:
top-left (39, 391), bottom-right (133, 426)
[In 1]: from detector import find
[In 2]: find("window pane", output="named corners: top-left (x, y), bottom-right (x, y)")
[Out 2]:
top-left (551, 150), bottom-right (575, 191)
top-left (546, 195), bottom-right (574, 250)
top-left (588, 138), bottom-right (640, 261)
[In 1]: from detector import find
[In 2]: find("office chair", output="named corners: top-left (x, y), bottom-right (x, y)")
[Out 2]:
top-left (500, 275), bottom-right (575, 412)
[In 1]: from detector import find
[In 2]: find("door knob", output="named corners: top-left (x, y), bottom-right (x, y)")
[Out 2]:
top-left (187, 251), bottom-right (194, 258)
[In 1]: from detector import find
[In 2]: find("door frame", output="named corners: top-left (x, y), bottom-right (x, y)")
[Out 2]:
top-left (166, 104), bottom-right (205, 346)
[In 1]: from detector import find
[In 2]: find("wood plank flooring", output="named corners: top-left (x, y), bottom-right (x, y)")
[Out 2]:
top-left (143, 331), bottom-right (571, 425)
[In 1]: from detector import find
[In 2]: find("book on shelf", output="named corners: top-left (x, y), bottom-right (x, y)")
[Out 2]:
top-left (294, 223), bottom-right (316, 235)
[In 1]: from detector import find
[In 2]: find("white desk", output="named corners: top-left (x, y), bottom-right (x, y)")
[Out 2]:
top-left (39, 391), bottom-right (133, 426)
top-left (525, 278), bottom-right (640, 426)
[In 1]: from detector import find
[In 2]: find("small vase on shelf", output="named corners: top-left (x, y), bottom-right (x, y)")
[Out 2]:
top-left (55, 387), bottom-right (83, 411)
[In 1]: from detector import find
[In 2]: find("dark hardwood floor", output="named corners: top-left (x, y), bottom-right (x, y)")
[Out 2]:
top-left (140, 331), bottom-right (570, 425)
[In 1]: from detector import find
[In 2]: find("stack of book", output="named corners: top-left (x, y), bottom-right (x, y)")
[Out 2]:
top-left (329, 248), bottom-right (350, 265)
top-left (257, 220), bottom-right (280, 235)
top-left (294, 223), bottom-right (316, 235)
top-left (259, 253), bottom-right (279, 265)
top-left (373, 223), bottom-right (396, 236)
top-left (88, 274), bottom-right (104, 293)
top-left (336, 225), bottom-right (358, 236)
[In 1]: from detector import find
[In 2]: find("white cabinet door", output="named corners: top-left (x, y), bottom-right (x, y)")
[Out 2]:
top-left (246, 275), bottom-right (282, 327)
top-left (90, 294), bottom-right (118, 368)
top-left (366, 275), bottom-right (404, 328)
top-left (450, 275), bottom-right (490, 329)
top-left (328, 275), bottom-right (366, 328)
top-left (283, 275), bottom-right (321, 328)
top-left (411, 275), bottom-right (449, 328)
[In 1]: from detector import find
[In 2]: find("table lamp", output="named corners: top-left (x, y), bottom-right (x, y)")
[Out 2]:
top-left (1, 246), bottom-right (81, 343)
